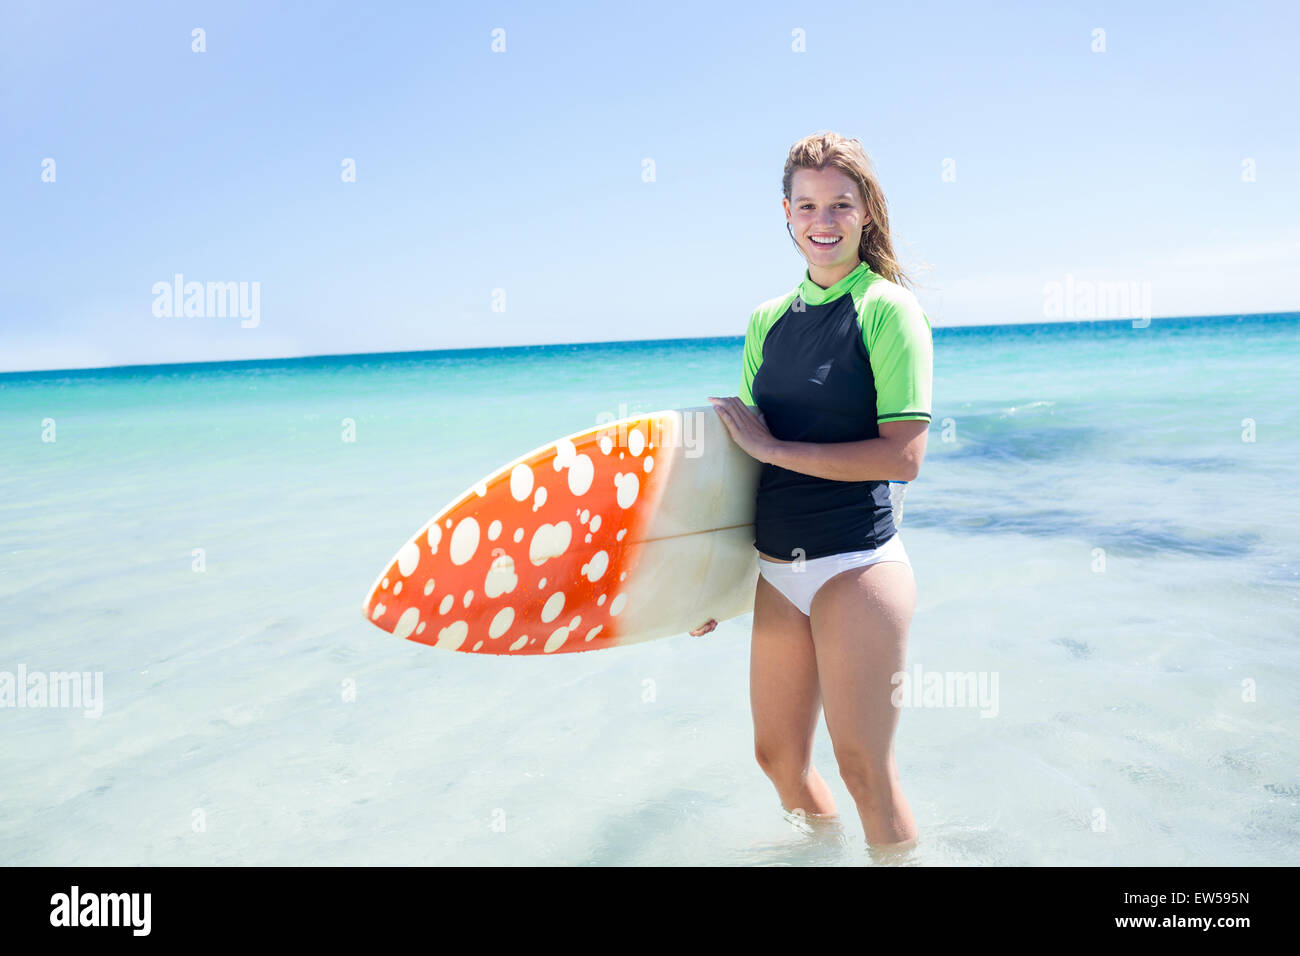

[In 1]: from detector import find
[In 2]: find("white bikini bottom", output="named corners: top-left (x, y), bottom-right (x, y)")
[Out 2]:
top-left (756, 533), bottom-right (911, 617)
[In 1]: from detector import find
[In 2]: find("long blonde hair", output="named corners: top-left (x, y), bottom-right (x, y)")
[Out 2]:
top-left (782, 131), bottom-right (912, 290)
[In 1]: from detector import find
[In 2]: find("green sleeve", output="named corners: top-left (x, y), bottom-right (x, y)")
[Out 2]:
top-left (863, 284), bottom-right (933, 424)
top-left (739, 308), bottom-right (762, 406)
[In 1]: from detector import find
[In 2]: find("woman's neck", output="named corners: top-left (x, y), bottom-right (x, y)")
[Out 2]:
top-left (807, 258), bottom-right (862, 289)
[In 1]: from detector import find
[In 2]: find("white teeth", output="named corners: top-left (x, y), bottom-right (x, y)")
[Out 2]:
top-left (811, 236), bottom-right (840, 244)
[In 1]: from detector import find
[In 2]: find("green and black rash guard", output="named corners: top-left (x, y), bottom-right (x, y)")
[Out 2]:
top-left (739, 260), bottom-right (933, 561)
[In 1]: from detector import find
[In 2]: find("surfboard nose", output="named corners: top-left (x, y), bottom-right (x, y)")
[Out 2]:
top-left (361, 406), bottom-right (758, 654)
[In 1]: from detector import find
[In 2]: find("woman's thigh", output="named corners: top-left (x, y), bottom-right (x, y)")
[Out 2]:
top-left (750, 572), bottom-right (821, 766)
top-left (808, 560), bottom-right (916, 768)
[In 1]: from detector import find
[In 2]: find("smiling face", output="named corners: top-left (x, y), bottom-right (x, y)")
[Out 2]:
top-left (783, 166), bottom-right (869, 287)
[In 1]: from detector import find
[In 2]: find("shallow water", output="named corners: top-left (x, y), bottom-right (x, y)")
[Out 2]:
top-left (2, 314), bottom-right (1297, 865)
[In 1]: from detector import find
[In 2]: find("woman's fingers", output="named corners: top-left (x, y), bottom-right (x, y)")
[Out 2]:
top-left (708, 397), bottom-right (737, 438)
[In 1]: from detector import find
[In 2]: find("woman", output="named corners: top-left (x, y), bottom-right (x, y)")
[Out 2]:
top-left (704, 131), bottom-right (933, 851)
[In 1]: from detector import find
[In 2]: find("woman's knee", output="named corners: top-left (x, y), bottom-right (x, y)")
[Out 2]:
top-left (753, 741), bottom-right (813, 781)
top-left (833, 747), bottom-right (896, 797)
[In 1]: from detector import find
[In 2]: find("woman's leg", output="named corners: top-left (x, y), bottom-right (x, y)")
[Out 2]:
top-left (808, 560), bottom-right (918, 847)
top-left (750, 573), bottom-right (837, 819)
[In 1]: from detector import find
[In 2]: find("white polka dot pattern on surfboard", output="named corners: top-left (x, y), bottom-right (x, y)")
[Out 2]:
top-left (362, 411), bottom-right (678, 655)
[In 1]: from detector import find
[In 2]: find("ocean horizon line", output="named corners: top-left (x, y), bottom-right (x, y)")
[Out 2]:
top-left (3, 309), bottom-right (1296, 379)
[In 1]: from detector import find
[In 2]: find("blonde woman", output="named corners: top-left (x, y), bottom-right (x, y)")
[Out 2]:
top-left (705, 131), bottom-right (933, 851)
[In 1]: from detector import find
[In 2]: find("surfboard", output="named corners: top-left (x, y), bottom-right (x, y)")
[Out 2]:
top-left (361, 406), bottom-right (761, 655)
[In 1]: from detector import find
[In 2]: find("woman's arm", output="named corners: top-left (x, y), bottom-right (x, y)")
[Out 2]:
top-left (707, 397), bottom-right (928, 481)
top-left (764, 418), bottom-right (928, 481)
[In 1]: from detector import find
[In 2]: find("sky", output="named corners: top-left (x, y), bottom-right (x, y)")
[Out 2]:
top-left (1, 0), bottom-right (1297, 372)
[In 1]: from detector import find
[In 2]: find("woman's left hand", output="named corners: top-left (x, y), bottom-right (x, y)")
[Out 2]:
top-left (707, 396), bottom-right (778, 464)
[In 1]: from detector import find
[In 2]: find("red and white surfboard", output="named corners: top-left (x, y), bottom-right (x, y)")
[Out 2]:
top-left (362, 406), bottom-right (761, 655)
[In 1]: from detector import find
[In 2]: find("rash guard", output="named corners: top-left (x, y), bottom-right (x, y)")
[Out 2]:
top-left (739, 260), bottom-right (933, 560)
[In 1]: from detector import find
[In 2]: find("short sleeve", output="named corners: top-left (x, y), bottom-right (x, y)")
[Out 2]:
top-left (739, 309), bottom-right (762, 406)
top-left (864, 286), bottom-right (933, 424)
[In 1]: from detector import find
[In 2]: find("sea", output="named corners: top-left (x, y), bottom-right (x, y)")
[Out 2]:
top-left (2, 311), bottom-right (1297, 866)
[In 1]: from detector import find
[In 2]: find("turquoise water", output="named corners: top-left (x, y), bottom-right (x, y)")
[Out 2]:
top-left (2, 313), bottom-right (1298, 865)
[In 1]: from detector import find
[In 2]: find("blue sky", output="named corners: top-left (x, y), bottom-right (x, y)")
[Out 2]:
top-left (2, 0), bottom-right (1297, 371)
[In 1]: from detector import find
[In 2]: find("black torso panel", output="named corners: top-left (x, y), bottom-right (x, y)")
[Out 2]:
top-left (750, 294), bottom-right (895, 560)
